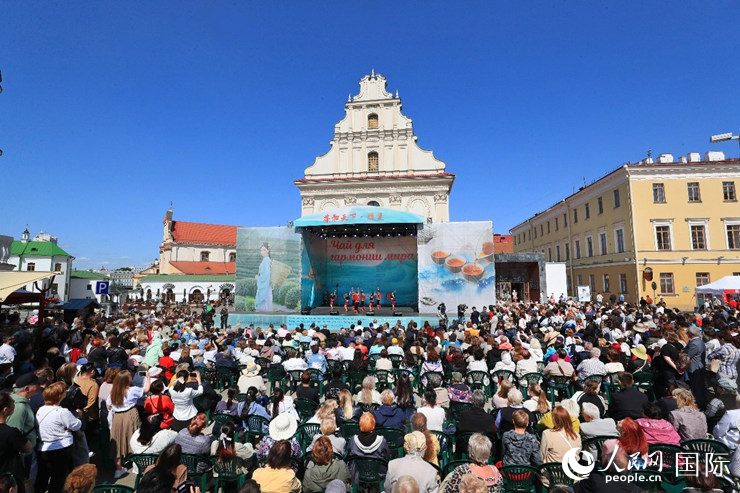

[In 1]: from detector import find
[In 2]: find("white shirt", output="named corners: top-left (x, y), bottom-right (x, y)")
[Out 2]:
top-left (387, 346), bottom-right (404, 357)
top-left (169, 385), bottom-right (204, 421)
top-left (283, 358), bottom-right (308, 372)
top-left (0, 343), bottom-right (16, 363)
top-left (37, 405), bottom-right (82, 451)
top-left (417, 405), bottom-right (446, 432)
top-left (130, 429), bottom-right (178, 456)
top-left (238, 374), bottom-right (266, 394)
top-left (339, 346), bottom-right (357, 361)
top-left (107, 386), bottom-right (144, 413)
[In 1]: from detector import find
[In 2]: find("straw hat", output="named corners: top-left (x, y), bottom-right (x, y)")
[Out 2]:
top-left (242, 361), bottom-right (261, 377)
top-left (405, 431), bottom-right (427, 455)
top-left (633, 323), bottom-right (647, 333)
top-left (269, 413), bottom-right (298, 441)
top-left (631, 345), bottom-right (648, 360)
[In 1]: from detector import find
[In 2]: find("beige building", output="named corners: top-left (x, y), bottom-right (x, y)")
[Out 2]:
top-left (510, 152), bottom-right (740, 310)
top-left (295, 71), bottom-right (454, 222)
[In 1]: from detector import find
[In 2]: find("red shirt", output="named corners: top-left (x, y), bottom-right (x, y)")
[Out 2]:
top-left (144, 394), bottom-right (175, 428)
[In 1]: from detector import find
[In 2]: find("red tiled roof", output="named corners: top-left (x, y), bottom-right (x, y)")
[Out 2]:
top-left (171, 221), bottom-right (237, 246)
top-left (170, 261), bottom-right (236, 275)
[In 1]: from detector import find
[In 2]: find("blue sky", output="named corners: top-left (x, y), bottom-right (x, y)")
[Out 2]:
top-left (2, 2), bottom-right (739, 270)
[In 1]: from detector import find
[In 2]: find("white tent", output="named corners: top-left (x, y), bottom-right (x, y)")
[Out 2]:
top-left (695, 276), bottom-right (740, 296)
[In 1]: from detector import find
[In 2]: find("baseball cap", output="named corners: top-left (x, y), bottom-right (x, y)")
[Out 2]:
top-left (14, 373), bottom-right (46, 389)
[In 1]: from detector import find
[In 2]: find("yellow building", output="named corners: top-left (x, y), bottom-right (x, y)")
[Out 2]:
top-left (510, 152), bottom-right (740, 310)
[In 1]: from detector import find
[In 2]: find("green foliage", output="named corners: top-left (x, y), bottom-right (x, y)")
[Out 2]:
top-left (284, 286), bottom-right (301, 310)
top-left (245, 298), bottom-right (256, 312)
top-left (235, 278), bottom-right (257, 297)
top-left (276, 281), bottom-right (299, 306)
top-left (234, 295), bottom-right (255, 312)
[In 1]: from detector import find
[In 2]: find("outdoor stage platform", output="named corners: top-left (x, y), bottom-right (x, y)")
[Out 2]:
top-left (218, 306), bottom-right (431, 331)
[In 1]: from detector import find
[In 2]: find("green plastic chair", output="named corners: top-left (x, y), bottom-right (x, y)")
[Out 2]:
top-left (295, 398), bottom-right (319, 422)
top-left (347, 457), bottom-right (387, 493)
top-left (236, 392), bottom-right (247, 402)
top-left (308, 368), bottom-right (326, 394)
top-left (466, 371), bottom-right (492, 398)
top-left (92, 485), bottom-right (135, 493)
top-left (449, 401), bottom-right (474, 422)
top-left (499, 465), bottom-right (538, 493)
top-left (267, 366), bottom-right (286, 393)
top-left (216, 367), bottom-right (237, 390)
top-left (583, 435), bottom-right (616, 464)
top-left (538, 462), bottom-right (575, 489)
top-left (211, 457), bottom-right (246, 492)
top-left (181, 453), bottom-right (211, 492)
top-left (287, 370), bottom-right (304, 393)
top-left (389, 355), bottom-right (403, 369)
top-left (341, 420), bottom-right (360, 439)
top-left (297, 422), bottom-right (321, 451)
top-left (375, 426), bottom-right (405, 458)
top-left (372, 370), bottom-right (394, 392)
top-left (454, 431), bottom-right (475, 460)
top-left (633, 371), bottom-right (656, 400)
top-left (129, 454), bottom-right (159, 490)
top-left (213, 412), bottom-right (238, 433)
top-left (647, 443), bottom-right (682, 473)
top-left (545, 375), bottom-right (574, 406)
top-left (360, 402), bottom-right (379, 413)
top-left (431, 430), bottom-right (453, 468)
top-left (681, 438), bottom-right (731, 457)
top-left (518, 372), bottom-right (544, 397)
top-left (491, 369), bottom-right (516, 393)
top-left (246, 415), bottom-right (270, 445)
top-left (255, 357), bottom-right (271, 375)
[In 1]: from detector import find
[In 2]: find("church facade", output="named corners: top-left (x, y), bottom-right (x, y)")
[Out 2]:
top-left (294, 72), bottom-right (454, 222)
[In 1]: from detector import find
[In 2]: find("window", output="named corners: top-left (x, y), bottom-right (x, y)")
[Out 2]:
top-left (589, 274), bottom-right (595, 291)
top-left (599, 232), bottom-right (608, 255)
top-left (687, 182), bottom-right (701, 202)
top-left (367, 200), bottom-right (380, 207)
top-left (564, 213), bottom-right (568, 227)
top-left (574, 240), bottom-right (581, 259)
top-left (547, 221), bottom-right (550, 234)
top-left (615, 228), bottom-right (625, 253)
top-left (229, 252), bottom-right (236, 263)
top-left (534, 228), bottom-right (537, 239)
top-left (368, 113), bottom-right (378, 129)
top-left (577, 275), bottom-right (583, 286)
top-left (696, 272), bottom-right (711, 287)
top-left (555, 218), bottom-right (559, 231)
top-left (613, 189), bottom-right (621, 208)
top-left (26, 263), bottom-right (35, 271)
top-left (586, 236), bottom-right (594, 257)
top-left (728, 224), bottom-right (740, 249)
top-left (619, 273), bottom-right (628, 294)
top-left (573, 209), bottom-right (578, 224)
top-left (655, 225), bottom-right (672, 251)
top-left (368, 152), bottom-right (379, 172)
top-left (690, 225), bottom-right (707, 250)
top-left (724, 181), bottom-right (737, 201)
top-left (556, 245), bottom-right (561, 262)
top-left (653, 183), bottom-right (666, 203)
top-left (87, 283), bottom-right (92, 291)
top-left (585, 203), bottom-right (590, 219)
top-left (548, 248), bottom-right (552, 262)
top-left (540, 224), bottom-right (544, 236)
top-left (659, 273), bottom-right (675, 294)
top-left (565, 243), bottom-right (570, 261)
top-left (597, 197), bottom-right (604, 214)
top-left (603, 274), bottom-right (610, 292)
top-left (51, 283), bottom-right (58, 294)
top-left (200, 251), bottom-right (210, 261)
top-left (54, 262), bottom-right (62, 272)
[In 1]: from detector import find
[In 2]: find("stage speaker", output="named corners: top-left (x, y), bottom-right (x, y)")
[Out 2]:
top-left (366, 310), bottom-right (374, 316)
top-left (393, 311), bottom-right (403, 316)
top-left (329, 310), bottom-right (339, 315)
top-left (300, 307), bottom-right (312, 315)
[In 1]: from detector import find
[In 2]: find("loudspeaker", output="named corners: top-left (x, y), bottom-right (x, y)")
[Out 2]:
top-left (329, 310), bottom-right (339, 315)
top-left (300, 307), bottom-right (311, 315)
top-left (393, 311), bottom-right (403, 316)
top-left (366, 310), bottom-right (374, 316)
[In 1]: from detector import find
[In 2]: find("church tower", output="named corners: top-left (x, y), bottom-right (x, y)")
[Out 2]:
top-left (294, 72), bottom-right (454, 221)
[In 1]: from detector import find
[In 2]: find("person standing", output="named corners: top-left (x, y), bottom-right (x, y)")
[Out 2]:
top-left (0, 392), bottom-right (32, 493)
top-left (220, 306), bottom-right (229, 331)
top-left (390, 291), bottom-right (396, 311)
top-left (685, 327), bottom-right (707, 410)
top-left (376, 288), bottom-right (382, 308)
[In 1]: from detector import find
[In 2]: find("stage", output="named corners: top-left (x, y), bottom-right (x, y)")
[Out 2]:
top-left (218, 306), bottom-right (430, 331)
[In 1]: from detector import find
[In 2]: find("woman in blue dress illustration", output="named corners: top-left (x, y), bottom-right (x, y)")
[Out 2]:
top-left (255, 242), bottom-right (273, 311)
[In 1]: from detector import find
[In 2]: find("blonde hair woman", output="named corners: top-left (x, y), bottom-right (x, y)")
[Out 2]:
top-left (492, 379), bottom-right (513, 409)
top-left (335, 389), bottom-right (360, 425)
top-left (669, 388), bottom-right (707, 442)
top-left (355, 376), bottom-right (381, 406)
top-left (523, 383), bottom-right (550, 414)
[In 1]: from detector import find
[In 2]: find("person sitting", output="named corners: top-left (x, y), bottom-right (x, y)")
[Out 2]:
top-left (514, 349), bottom-right (539, 380)
top-left (668, 388), bottom-right (707, 442)
top-left (257, 413), bottom-right (303, 468)
top-left (143, 379), bottom-right (175, 429)
top-left (174, 412), bottom-right (211, 455)
top-left (537, 399), bottom-right (581, 433)
top-left (323, 365), bottom-right (350, 402)
top-left (253, 439), bottom-right (302, 493)
top-left (384, 431), bottom-right (439, 493)
top-left (580, 403), bottom-right (618, 456)
top-left (130, 414), bottom-right (178, 456)
top-left (307, 400), bottom-right (338, 425)
top-left (605, 349), bottom-right (625, 374)
top-left (491, 351), bottom-right (516, 374)
top-left (522, 383), bottom-right (550, 414)
top-left (491, 379), bottom-right (513, 409)
top-left (442, 433), bottom-right (503, 493)
top-left (405, 413), bottom-right (440, 466)
top-left (307, 418), bottom-right (346, 455)
top-left (296, 370), bottom-right (321, 404)
top-left (303, 436), bottom-right (351, 493)
top-left (456, 390), bottom-right (496, 458)
top-left (143, 444), bottom-right (187, 491)
top-left (63, 464), bottom-right (97, 493)
top-left (540, 406), bottom-right (581, 464)
top-left (214, 387), bottom-right (240, 416)
top-left (608, 372), bottom-right (648, 421)
top-left (347, 412), bottom-right (390, 484)
top-left (575, 348), bottom-right (607, 384)
top-left (355, 376), bottom-right (382, 407)
top-left (447, 372), bottom-right (472, 403)
top-left (543, 349), bottom-right (574, 378)
top-left (375, 349), bottom-right (394, 377)
top-left (601, 418), bottom-right (648, 467)
top-left (335, 389), bottom-right (362, 426)
top-left (636, 402), bottom-right (681, 446)
top-left (270, 388), bottom-right (299, 420)
top-left (237, 386), bottom-right (271, 429)
top-left (426, 373), bottom-right (450, 409)
top-left (416, 388), bottom-right (446, 433)
top-left (501, 409), bottom-right (542, 467)
top-left (210, 421), bottom-right (254, 475)
top-left (495, 388), bottom-right (534, 434)
top-left (572, 379), bottom-right (607, 418)
top-left (283, 349), bottom-right (308, 372)
top-left (237, 361), bottom-right (266, 394)
top-left (373, 389), bottom-right (406, 430)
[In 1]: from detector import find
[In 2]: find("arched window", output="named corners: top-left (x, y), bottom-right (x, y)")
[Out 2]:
top-left (367, 200), bottom-right (380, 207)
top-left (368, 113), bottom-right (378, 129)
top-left (368, 152), bottom-right (379, 172)
top-left (200, 251), bottom-right (210, 261)
top-left (229, 252), bottom-right (236, 263)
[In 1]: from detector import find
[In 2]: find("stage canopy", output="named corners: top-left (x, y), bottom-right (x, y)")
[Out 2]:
top-left (294, 206), bottom-right (424, 228)
top-left (0, 271), bottom-right (59, 303)
top-left (696, 276), bottom-right (740, 296)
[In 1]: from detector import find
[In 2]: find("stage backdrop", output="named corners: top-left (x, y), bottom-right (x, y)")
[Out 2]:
top-left (301, 233), bottom-right (418, 308)
top-left (417, 221), bottom-right (496, 313)
top-left (235, 227), bottom-right (302, 313)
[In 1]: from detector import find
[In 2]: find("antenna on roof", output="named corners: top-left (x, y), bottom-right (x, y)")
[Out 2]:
top-left (582, 176), bottom-right (586, 187)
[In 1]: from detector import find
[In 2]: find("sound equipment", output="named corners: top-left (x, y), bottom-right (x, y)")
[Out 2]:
top-left (300, 307), bottom-right (312, 315)
top-left (329, 310), bottom-right (339, 315)
top-left (393, 311), bottom-right (403, 316)
top-left (366, 310), bottom-right (374, 316)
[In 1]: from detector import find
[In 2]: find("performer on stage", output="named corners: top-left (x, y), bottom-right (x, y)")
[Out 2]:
top-left (376, 287), bottom-right (382, 308)
top-left (368, 291), bottom-right (375, 310)
top-left (360, 289), bottom-right (366, 311)
top-left (390, 290), bottom-right (396, 310)
top-left (344, 291), bottom-right (350, 312)
top-left (330, 290), bottom-right (337, 309)
top-left (352, 289), bottom-right (360, 313)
